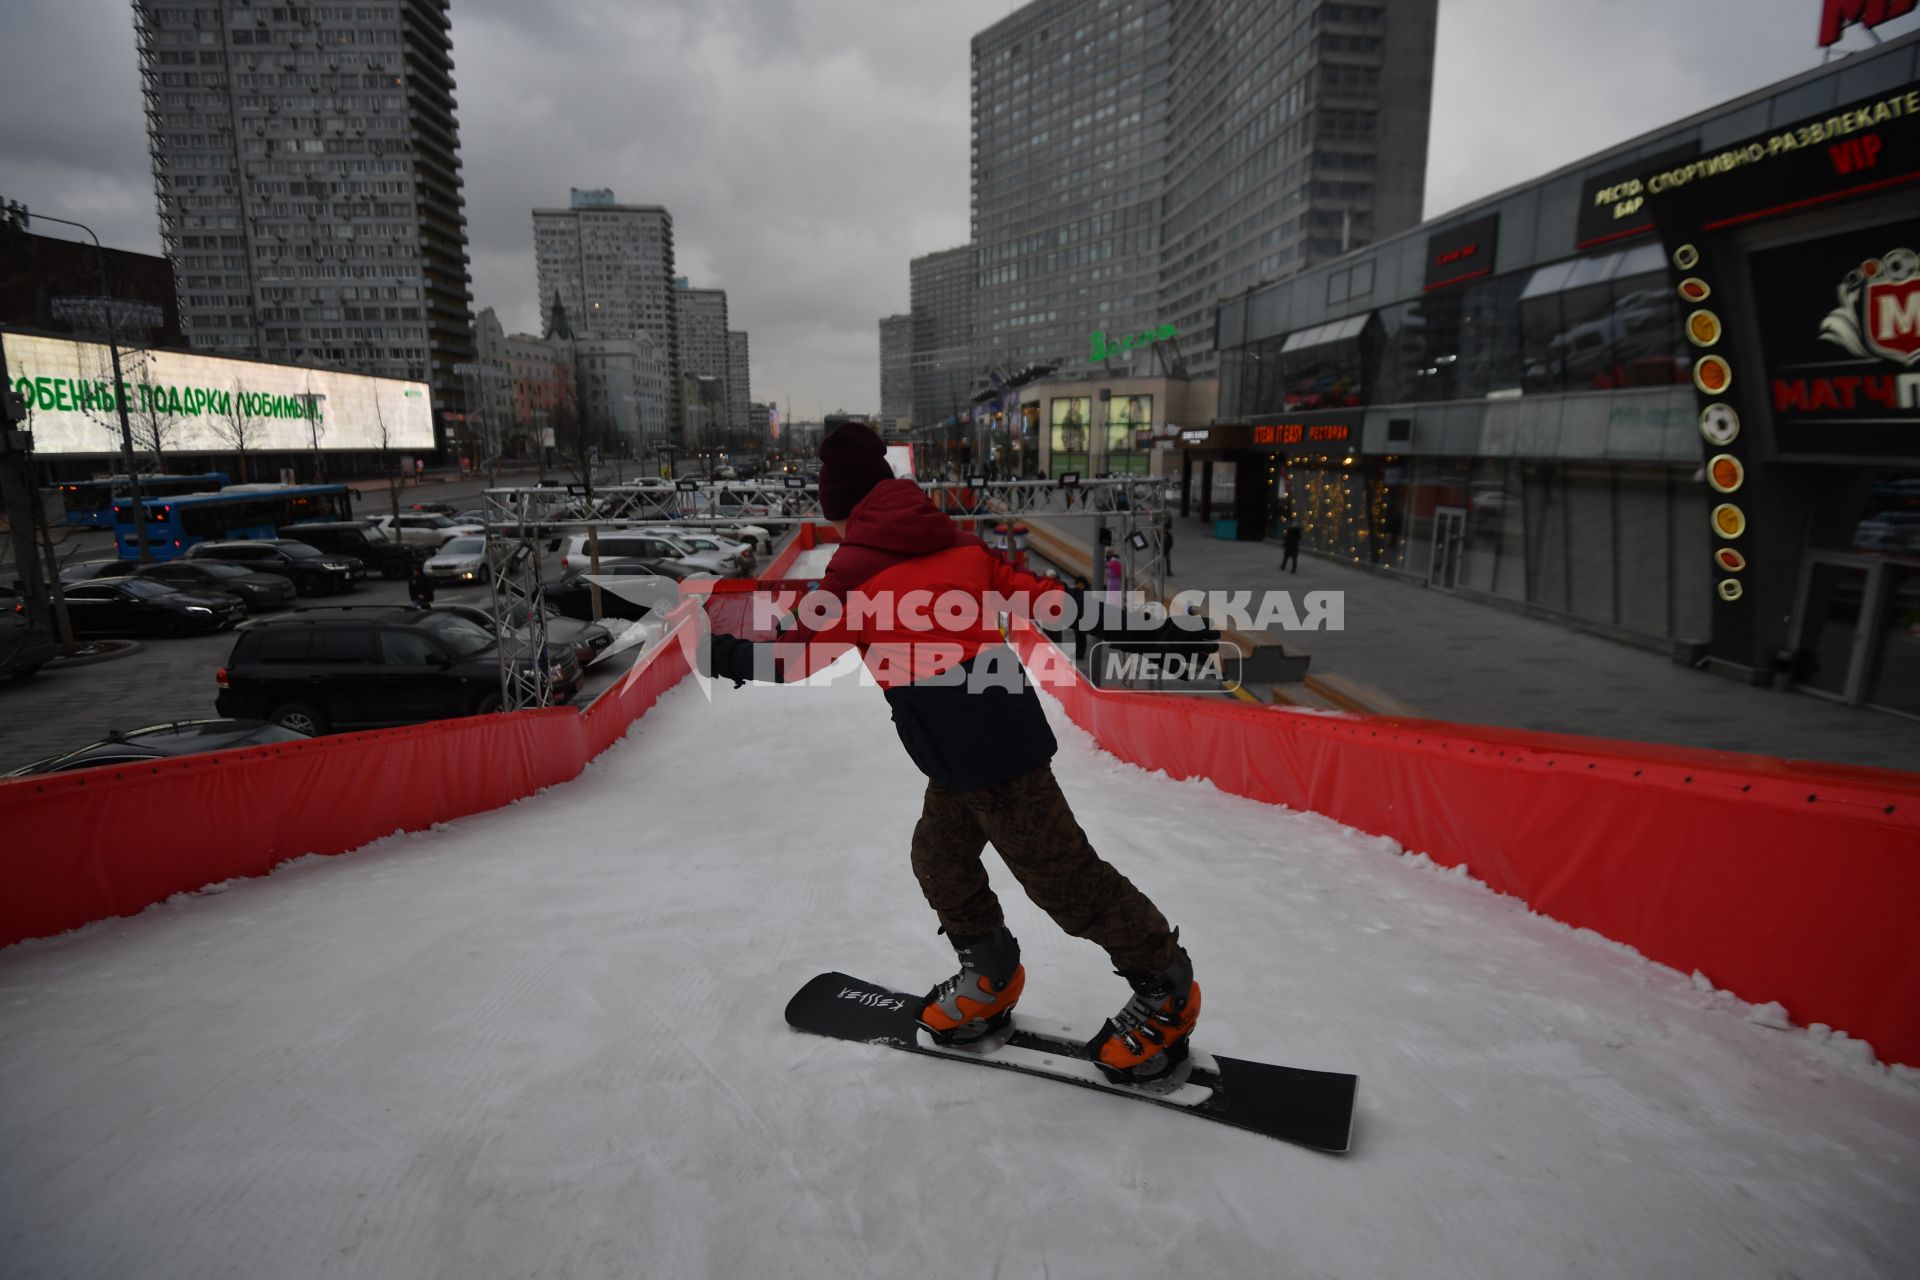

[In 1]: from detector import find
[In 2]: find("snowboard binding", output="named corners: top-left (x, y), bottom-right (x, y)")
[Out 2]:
top-left (919, 1008), bottom-right (1016, 1048)
top-left (1092, 1033), bottom-right (1192, 1086)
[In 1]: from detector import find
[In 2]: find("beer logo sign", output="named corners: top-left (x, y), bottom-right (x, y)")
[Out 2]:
top-left (1819, 248), bottom-right (1920, 367)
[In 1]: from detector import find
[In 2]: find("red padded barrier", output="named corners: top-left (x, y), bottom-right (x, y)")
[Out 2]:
top-left (0, 597), bottom-right (706, 949)
top-left (581, 602), bottom-right (697, 757)
top-left (1009, 623), bottom-right (1920, 1067)
top-left (0, 708), bottom-right (588, 947)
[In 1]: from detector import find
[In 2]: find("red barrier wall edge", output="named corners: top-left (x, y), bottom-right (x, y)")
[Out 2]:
top-left (0, 606), bottom-right (703, 950)
top-left (0, 707), bottom-right (588, 947)
top-left (1009, 624), bottom-right (1920, 1068)
top-left (7, 589), bottom-right (1916, 1068)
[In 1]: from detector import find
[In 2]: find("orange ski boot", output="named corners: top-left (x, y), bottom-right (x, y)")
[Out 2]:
top-left (918, 927), bottom-right (1025, 1045)
top-left (1090, 945), bottom-right (1201, 1084)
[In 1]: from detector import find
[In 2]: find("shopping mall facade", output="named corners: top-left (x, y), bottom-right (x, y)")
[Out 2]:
top-left (1185, 33), bottom-right (1919, 717)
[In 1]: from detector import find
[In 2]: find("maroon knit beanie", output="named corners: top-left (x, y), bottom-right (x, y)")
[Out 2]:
top-left (817, 422), bottom-right (894, 520)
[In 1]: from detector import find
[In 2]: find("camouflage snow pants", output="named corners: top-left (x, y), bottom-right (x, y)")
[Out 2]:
top-left (909, 764), bottom-right (1177, 972)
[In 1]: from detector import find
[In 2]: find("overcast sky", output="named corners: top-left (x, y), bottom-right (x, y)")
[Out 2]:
top-left (1, 0), bottom-right (1914, 419)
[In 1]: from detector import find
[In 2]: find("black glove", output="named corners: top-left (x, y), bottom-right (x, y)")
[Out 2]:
top-left (701, 632), bottom-right (749, 687)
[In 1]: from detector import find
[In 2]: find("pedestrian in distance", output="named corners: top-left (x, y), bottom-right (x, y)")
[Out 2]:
top-left (1104, 551), bottom-right (1125, 608)
top-left (1160, 522), bottom-right (1174, 576)
top-left (408, 564), bottom-right (435, 609)
top-left (1282, 521), bottom-right (1303, 574)
top-left (699, 422), bottom-right (1201, 1083)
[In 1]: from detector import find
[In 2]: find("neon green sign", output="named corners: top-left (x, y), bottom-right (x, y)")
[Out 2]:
top-left (1089, 323), bottom-right (1176, 362)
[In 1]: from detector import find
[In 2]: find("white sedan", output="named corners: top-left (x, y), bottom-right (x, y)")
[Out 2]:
top-left (372, 512), bottom-right (484, 547)
top-left (423, 536), bottom-right (492, 585)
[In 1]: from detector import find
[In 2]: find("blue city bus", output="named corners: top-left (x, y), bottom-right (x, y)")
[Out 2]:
top-left (111, 483), bottom-right (354, 560)
top-left (58, 472), bottom-right (231, 527)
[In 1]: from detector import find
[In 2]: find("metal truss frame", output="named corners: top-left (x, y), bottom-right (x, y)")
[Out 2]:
top-left (479, 477), bottom-right (1171, 709)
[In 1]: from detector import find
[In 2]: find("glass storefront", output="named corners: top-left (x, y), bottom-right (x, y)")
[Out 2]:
top-left (1106, 394), bottom-right (1153, 475)
top-left (1796, 468), bottom-right (1920, 717)
top-left (1049, 396), bottom-right (1091, 476)
top-left (1224, 243), bottom-right (1692, 419)
top-left (1870, 568), bottom-right (1920, 715)
top-left (1279, 453), bottom-right (1711, 644)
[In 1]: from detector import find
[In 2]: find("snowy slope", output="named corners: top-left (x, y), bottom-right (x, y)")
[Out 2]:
top-left (2, 657), bottom-right (1917, 1280)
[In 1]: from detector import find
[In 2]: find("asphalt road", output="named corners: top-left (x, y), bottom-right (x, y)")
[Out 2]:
top-left (0, 470), bottom-right (676, 774)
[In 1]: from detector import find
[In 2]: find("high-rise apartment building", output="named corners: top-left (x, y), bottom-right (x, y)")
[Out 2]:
top-left (726, 330), bottom-right (751, 438)
top-left (676, 285), bottom-right (730, 384)
top-left (970, 0), bottom-right (1434, 380)
top-left (879, 313), bottom-right (913, 428)
top-left (910, 246), bottom-right (975, 427)
top-left (532, 189), bottom-right (681, 440)
top-left (133, 0), bottom-right (476, 417)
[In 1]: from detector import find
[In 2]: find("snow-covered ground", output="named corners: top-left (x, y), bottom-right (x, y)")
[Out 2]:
top-left (786, 543), bottom-right (839, 577)
top-left (3, 657), bottom-right (1917, 1279)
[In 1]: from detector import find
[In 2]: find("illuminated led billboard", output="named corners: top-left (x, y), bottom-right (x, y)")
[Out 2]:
top-left (4, 331), bottom-right (435, 456)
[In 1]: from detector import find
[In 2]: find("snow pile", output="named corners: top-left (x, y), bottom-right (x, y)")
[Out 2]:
top-left (2, 661), bottom-right (1917, 1279)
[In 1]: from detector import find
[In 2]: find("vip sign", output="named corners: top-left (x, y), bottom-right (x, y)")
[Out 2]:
top-left (2, 331), bottom-right (435, 456)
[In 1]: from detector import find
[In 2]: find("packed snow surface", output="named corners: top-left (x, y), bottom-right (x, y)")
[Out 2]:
top-left (3, 656), bottom-right (1917, 1279)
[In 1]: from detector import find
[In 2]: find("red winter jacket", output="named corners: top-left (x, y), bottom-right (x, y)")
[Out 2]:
top-left (725, 479), bottom-right (1068, 790)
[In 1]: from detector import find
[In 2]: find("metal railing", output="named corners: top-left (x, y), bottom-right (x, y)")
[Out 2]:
top-left (479, 477), bottom-right (1173, 709)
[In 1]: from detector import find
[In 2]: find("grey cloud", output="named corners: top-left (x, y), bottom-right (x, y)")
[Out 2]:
top-left (5, 0), bottom-right (1916, 419)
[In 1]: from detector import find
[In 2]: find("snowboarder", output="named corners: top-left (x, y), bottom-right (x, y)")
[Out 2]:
top-left (702, 423), bottom-right (1200, 1081)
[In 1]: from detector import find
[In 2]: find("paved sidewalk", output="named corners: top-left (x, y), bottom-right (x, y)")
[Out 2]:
top-left (1030, 513), bottom-right (1920, 771)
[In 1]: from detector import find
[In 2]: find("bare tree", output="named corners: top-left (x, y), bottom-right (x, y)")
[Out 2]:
top-left (300, 371), bottom-right (327, 483)
top-left (211, 380), bottom-right (265, 482)
top-left (127, 354), bottom-right (183, 470)
top-left (70, 340), bottom-right (158, 472)
top-left (371, 385), bottom-right (404, 520)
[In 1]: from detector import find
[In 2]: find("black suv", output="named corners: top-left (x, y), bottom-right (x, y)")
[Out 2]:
top-left (215, 606), bottom-right (581, 734)
top-left (283, 520), bottom-right (428, 579)
top-left (186, 539), bottom-right (364, 596)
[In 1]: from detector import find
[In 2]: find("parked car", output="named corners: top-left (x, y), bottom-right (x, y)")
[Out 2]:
top-left (57, 559), bottom-right (130, 584)
top-left (423, 536), bottom-right (493, 586)
top-left (370, 512), bottom-right (483, 547)
top-left (714, 520), bottom-right (776, 555)
top-left (554, 532), bottom-right (737, 576)
top-left (215, 606), bottom-right (580, 735)
top-left (186, 539), bottom-right (363, 596)
top-left (546, 562), bottom-right (685, 621)
top-left (125, 559), bottom-right (298, 613)
top-left (1, 611), bottom-right (58, 680)
top-left (635, 525), bottom-right (756, 567)
top-left (50, 576), bottom-right (248, 637)
top-left (283, 519), bottom-right (430, 579)
top-left (6, 719), bottom-right (311, 777)
top-left (453, 509), bottom-right (490, 527)
top-left (435, 601), bottom-right (613, 669)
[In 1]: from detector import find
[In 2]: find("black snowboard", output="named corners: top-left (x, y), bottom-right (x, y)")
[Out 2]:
top-left (784, 971), bottom-right (1356, 1153)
